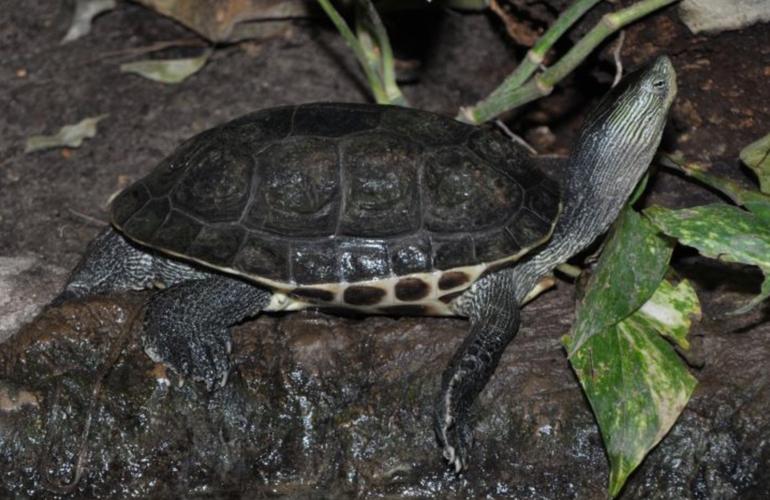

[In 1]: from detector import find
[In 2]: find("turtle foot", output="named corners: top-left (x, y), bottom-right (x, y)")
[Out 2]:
top-left (141, 276), bottom-right (270, 391)
top-left (143, 325), bottom-right (231, 391)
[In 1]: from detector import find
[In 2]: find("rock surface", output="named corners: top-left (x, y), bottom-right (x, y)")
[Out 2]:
top-left (0, 281), bottom-right (768, 498)
top-left (679, 0), bottom-right (770, 34)
top-left (0, 256), bottom-right (67, 343)
top-left (1, 1), bottom-right (769, 498)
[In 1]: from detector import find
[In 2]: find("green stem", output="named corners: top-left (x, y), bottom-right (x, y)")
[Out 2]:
top-left (498, 0), bottom-right (602, 98)
top-left (355, 0), bottom-right (407, 105)
top-left (317, 0), bottom-right (389, 103)
top-left (462, 0), bottom-right (680, 124)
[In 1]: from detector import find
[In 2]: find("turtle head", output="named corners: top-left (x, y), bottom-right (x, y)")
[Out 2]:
top-left (564, 55), bottom-right (677, 219)
top-left (579, 55), bottom-right (676, 158)
top-left (523, 56), bottom-right (677, 283)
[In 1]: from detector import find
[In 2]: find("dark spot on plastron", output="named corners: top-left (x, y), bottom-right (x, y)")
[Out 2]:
top-left (439, 291), bottom-right (465, 303)
top-left (291, 287), bottom-right (335, 302)
top-left (438, 271), bottom-right (470, 290)
top-left (380, 304), bottom-right (430, 316)
top-left (394, 277), bottom-right (431, 301)
top-left (343, 285), bottom-right (386, 306)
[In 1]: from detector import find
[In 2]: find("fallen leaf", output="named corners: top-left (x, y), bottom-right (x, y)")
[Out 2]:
top-left (135, 0), bottom-right (307, 42)
top-left (62, 0), bottom-right (117, 43)
top-left (120, 52), bottom-right (210, 84)
top-left (25, 115), bottom-right (108, 154)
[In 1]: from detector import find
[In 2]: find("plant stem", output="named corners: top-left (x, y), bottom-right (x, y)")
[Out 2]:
top-left (461, 0), bottom-right (680, 124)
top-left (500, 0), bottom-right (601, 96)
top-left (355, 0), bottom-right (407, 105)
top-left (317, 0), bottom-right (389, 104)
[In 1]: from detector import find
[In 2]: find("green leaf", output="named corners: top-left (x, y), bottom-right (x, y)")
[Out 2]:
top-left (567, 208), bottom-right (673, 356)
top-left (636, 280), bottom-right (700, 350)
top-left (646, 204), bottom-right (770, 313)
top-left (740, 132), bottom-right (770, 194)
top-left (120, 52), bottom-right (210, 84)
top-left (24, 115), bottom-right (108, 153)
top-left (565, 278), bottom-right (699, 497)
top-left (659, 153), bottom-right (770, 221)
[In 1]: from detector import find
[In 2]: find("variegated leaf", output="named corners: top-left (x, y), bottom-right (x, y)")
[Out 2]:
top-left (646, 204), bottom-right (770, 314)
top-left (565, 278), bottom-right (700, 497)
top-left (660, 154), bottom-right (770, 221)
top-left (567, 208), bottom-right (673, 356)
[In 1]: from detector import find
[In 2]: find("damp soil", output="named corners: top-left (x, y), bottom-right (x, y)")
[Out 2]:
top-left (1, 1), bottom-right (769, 498)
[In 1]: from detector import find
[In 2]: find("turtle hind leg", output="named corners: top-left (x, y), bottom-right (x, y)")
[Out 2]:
top-left (56, 227), bottom-right (206, 303)
top-left (143, 275), bottom-right (271, 390)
top-left (434, 271), bottom-right (521, 472)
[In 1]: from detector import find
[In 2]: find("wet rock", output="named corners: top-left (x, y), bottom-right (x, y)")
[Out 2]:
top-left (1, 281), bottom-right (769, 498)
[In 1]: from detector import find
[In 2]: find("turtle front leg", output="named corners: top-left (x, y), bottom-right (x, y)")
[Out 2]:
top-left (56, 227), bottom-right (207, 303)
top-left (143, 275), bottom-right (272, 390)
top-left (434, 271), bottom-right (520, 472)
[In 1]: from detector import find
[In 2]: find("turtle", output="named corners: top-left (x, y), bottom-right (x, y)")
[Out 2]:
top-left (57, 55), bottom-right (676, 472)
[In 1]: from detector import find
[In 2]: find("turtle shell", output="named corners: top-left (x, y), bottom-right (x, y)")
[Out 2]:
top-left (111, 103), bottom-right (560, 312)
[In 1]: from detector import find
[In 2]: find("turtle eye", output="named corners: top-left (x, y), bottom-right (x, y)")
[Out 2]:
top-left (651, 79), bottom-right (667, 92)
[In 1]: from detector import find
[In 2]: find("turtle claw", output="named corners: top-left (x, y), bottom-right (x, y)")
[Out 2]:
top-left (143, 317), bottom-right (232, 392)
top-left (435, 403), bottom-right (472, 474)
top-left (441, 442), bottom-right (465, 474)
